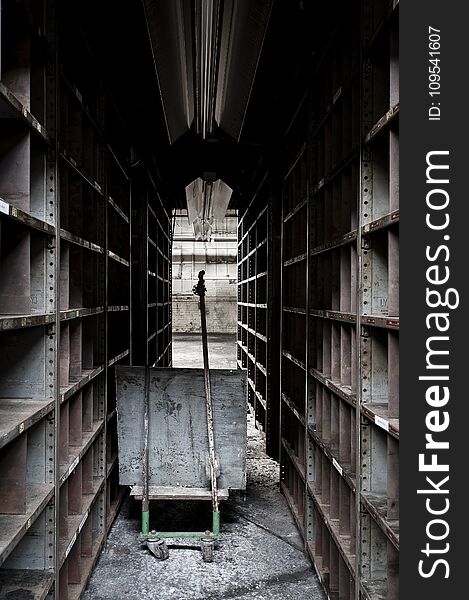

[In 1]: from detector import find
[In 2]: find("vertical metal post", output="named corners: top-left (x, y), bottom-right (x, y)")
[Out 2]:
top-left (193, 271), bottom-right (219, 520)
top-left (267, 151), bottom-right (282, 461)
top-left (45, 0), bottom-right (59, 595)
top-left (356, 1), bottom-right (373, 596)
top-left (141, 365), bottom-right (151, 535)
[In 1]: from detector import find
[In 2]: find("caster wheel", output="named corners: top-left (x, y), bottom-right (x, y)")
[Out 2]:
top-left (201, 538), bottom-right (214, 563)
top-left (147, 539), bottom-right (169, 560)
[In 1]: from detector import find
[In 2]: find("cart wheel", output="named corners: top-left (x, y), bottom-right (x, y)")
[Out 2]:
top-left (201, 538), bottom-right (214, 563)
top-left (147, 539), bottom-right (169, 560)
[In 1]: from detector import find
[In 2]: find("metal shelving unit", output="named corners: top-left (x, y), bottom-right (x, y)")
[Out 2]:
top-left (267, 2), bottom-right (397, 599)
top-left (237, 174), bottom-right (281, 458)
top-left (0, 1), bottom-right (171, 598)
top-left (131, 171), bottom-right (172, 368)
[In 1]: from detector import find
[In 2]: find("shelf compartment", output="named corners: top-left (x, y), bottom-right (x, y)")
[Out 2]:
top-left (361, 404), bottom-right (399, 440)
top-left (362, 123), bottom-right (399, 227)
top-left (283, 256), bottom-right (306, 310)
top-left (360, 516), bottom-right (399, 600)
top-left (0, 483), bottom-right (54, 565)
top-left (107, 258), bottom-right (129, 307)
top-left (283, 206), bottom-right (307, 263)
top-left (107, 164), bottom-right (130, 222)
top-left (307, 507), bottom-right (355, 600)
top-left (308, 426), bottom-right (356, 493)
top-left (281, 407), bottom-right (305, 480)
top-left (58, 91), bottom-right (102, 189)
top-left (361, 491), bottom-right (399, 550)
top-left (307, 483), bottom-right (356, 576)
top-left (58, 420), bottom-right (104, 486)
top-left (0, 327), bottom-right (50, 399)
top-left (308, 387), bottom-right (356, 476)
top-left (281, 354), bottom-right (306, 419)
top-left (360, 420), bottom-right (399, 553)
top-left (108, 201), bottom-right (130, 264)
top-left (311, 163), bottom-right (359, 249)
top-left (59, 316), bottom-right (102, 389)
top-left (59, 167), bottom-right (104, 248)
top-left (0, 219), bottom-right (31, 314)
top-left (105, 467), bottom-right (125, 530)
top-left (0, 80), bottom-right (49, 143)
top-left (0, 120), bottom-right (31, 220)
top-left (0, 398), bottom-right (54, 452)
top-left (0, 568), bottom-right (53, 600)
top-left (58, 478), bottom-right (104, 567)
top-left (59, 242), bottom-right (103, 310)
top-left (0, 220), bottom-right (51, 315)
top-left (282, 311), bottom-right (306, 367)
top-left (107, 311), bottom-right (130, 365)
top-left (361, 328), bottom-right (399, 419)
top-left (280, 477), bottom-right (305, 538)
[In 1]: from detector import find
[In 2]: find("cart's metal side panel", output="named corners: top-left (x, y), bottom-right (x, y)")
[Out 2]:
top-left (116, 367), bottom-right (247, 490)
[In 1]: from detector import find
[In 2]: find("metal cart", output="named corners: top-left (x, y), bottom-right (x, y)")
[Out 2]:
top-left (115, 272), bottom-right (246, 561)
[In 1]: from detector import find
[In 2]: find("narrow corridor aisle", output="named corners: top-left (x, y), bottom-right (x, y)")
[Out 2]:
top-left (83, 334), bottom-right (324, 599)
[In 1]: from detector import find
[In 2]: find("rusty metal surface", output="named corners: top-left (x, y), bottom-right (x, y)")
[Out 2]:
top-left (116, 367), bottom-right (246, 491)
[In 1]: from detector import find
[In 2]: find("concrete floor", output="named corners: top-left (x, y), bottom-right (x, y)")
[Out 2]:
top-left (172, 332), bottom-right (238, 369)
top-left (84, 334), bottom-right (325, 600)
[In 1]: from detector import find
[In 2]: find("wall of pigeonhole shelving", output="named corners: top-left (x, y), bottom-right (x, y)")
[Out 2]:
top-left (237, 1), bottom-right (399, 598)
top-left (0, 1), bottom-right (171, 597)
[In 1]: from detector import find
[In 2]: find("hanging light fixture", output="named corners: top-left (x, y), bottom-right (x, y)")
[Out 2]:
top-left (185, 175), bottom-right (233, 241)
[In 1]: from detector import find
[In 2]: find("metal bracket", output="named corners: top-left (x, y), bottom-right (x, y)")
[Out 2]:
top-left (362, 148), bottom-right (372, 163)
top-left (47, 148), bottom-right (56, 163)
top-left (47, 323), bottom-right (56, 336)
top-left (361, 235), bottom-right (371, 250)
top-left (360, 325), bottom-right (370, 338)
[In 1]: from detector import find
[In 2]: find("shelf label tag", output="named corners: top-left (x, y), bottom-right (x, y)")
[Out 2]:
top-left (375, 415), bottom-right (389, 431)
top-left (19, 422), bottom-right (25, 434)
top-left (0, 199), bottom-right (9, 215)
top-left (332, 458), bottom-right (343, 475)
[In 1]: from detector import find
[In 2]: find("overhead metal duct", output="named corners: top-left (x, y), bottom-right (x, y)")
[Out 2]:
top-left (142, 0), bottom-right (273, 143)
top-left (142, 0), bottom-right (195, 143)
top-left (214, 0), bottom-right (273, 140)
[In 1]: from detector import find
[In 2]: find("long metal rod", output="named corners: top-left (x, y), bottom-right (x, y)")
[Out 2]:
top-left (142, 365), bottom-right (151, 535)
top-left (194, 271), bottom-right (219, 515)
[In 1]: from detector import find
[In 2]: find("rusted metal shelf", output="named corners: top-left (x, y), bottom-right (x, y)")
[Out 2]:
top-left (307, 483), bottom-right (356, 575)
top-left (0, 313), bottom-right (55, 331)
top-left (361, 492), bottom-right (399, 549)
top-left (0, 484), bottom-right (54, 565)
top-left (0, 569), bottom-right (54, 600)
top-left (0, 198), bottom-right (55, 235)
top-left (0, 82), bottom-right (50, 143)
top-left (58, 421), bottom-right (105, 486)
top-left (0, 399), bottom-right (54, 451)
top-left (58, 478), bottom-right (105, 567)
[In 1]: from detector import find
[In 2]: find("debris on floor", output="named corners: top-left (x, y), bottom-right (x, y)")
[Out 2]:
top-left (83, 416), bottom-right (325, 600)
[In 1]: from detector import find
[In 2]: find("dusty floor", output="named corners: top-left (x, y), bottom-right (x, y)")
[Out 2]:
top-left (172, 332), bottom-right (237, 370)
top-left (84, 334), bottom-right (325, 600)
